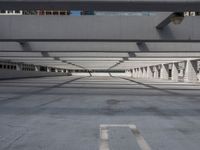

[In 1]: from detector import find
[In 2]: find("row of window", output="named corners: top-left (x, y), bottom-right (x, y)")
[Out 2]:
top-left (0, 64), bottom-right (17, 70)
top-left (184, 12), bottom-right (200, 16)
top-left (0, 10), bottom-right (94, 16)
top-left (0, 10), bottom-right (22, 15)
top-left (1, 10), bottom-right (200, 16)
top-left (22, 64), bottom-right (35, 71)
top-left (0, 62), bottom-right (66, 73)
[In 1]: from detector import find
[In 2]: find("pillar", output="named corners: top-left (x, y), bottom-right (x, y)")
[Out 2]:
top-left (172, 62), bottom-right (179, 82)
top-left (134, 68), bottom-right (138, 78)
top-left (34, 66), bottom-right (40, 71)
top-left (133, 69), bottom-right (136, 78)
top-left (142, 67), bottom-right (147, 78)
top-left (153, 66), bottom-right (159, 78)
top-left (184, 59), bottom-right (198, 82)
top-left (16, 64), bottom-right (22, 71)
top-left (138, 68), bottom-right (143, 78)
top-left (47, 67), bottom-right (51, 72)
top-left (147, 66), bottom-right (153, 79)
top-left (161, 64), bottom-right (169, 80)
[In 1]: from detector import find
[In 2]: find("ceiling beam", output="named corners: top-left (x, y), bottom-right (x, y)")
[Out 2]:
top-left (0, 0), bottom-right (200, 12)
top-left (1, 52), bottom-right (200, 58)
top-left (2, 42), bottom-right (200, 52)
top-left (1, 16), bottom-right (200, 42)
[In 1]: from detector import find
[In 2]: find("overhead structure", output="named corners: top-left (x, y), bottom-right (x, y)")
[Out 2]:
top-left (0, 15), bottom-right (200, 42)
top-left (0, 0), bottom-right (200, 81)
top-left (0, 0), bottom-right (200, 12)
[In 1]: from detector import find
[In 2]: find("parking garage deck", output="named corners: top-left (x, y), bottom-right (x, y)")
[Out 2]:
top-left (0, 76), bottom-right (200, 150)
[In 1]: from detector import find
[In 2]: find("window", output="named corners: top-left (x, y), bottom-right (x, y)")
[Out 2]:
top-left (46, 11), bottom-right (52, 15)
top-left (0, 10), bottom-right (6, 13)
top-left (53, 11), bottom-right (59, 15)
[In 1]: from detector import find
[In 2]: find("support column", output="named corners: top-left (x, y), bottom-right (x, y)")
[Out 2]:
top-left (172, 62), bottom-right (179, 82)
top-left (134, 68), bottom-right (138, 78)
top-left (184, 59), bottom-right (198, 82)
top-left (142, 67), bottom-right (147, 78)
top-left (133, 69), bottom-right (136, 78)
top-left (154, 66), bottom-right (159, 79)
top-left (131, 69), bottom-right (133, 78)
top-left (138, 68), bottom-right (143, 78)
top-left (47, 67), bottom-right (51, 72)
top-left (147, 66), bottom-right (153, 79)
top-left (16, 63), bottom-right (22, 71)
top-left (35, 66), bottom-right (40, 71)
top-left (161, 64), bottom-right (169, 80)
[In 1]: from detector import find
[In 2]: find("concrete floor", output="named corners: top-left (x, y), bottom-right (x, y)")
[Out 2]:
top-left (0, 76), bottom-right (200, 150)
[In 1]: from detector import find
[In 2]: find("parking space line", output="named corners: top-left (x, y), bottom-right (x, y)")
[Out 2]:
top-left (99, 124), bottom-right (151, 150)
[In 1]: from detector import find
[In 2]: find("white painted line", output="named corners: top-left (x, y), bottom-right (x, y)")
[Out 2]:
top-left (130, 126), bottom-right (152, 150)
top-left (100, 127), bottom-right (110, 150)
top-left (100, 124), bottom-right (136, 129)
top-left (99, 124), bottom-right (151, 150)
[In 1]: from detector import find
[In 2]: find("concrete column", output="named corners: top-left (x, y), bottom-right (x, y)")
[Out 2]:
top-left (133, 69), bottom-right (136, 78)
top-left (147, 66), bottom-right (153, 79)
top-left (16, 64), bottom-right (22, 71)
top-left (134, 69), bottom-right (137, 78)
top-left (47, 67), bottom-right (51, 72)
top-left (130, 69), bottom-right (133, 77)
top-left (154, 66), bottom-right (159, 78)
top-left (138, 68), bottom-right (143, 78)
top-left (184, 59), bottom-right (198, 82)
top-left (136, 68), bottom-right (140, 78)
top-left (142, 67), bottom-right (147, 78)
top-left (172, 62), bottom-right (179, 82)
top-left (161, 64), bottom-right (169, 80)
top-left (35, 66), bottom-right (40, 71)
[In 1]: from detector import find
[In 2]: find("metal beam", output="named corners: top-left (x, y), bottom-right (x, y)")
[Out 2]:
top-left (0, 0), bottom-right (200, 12)
top-left (1, 16), bottom-right (200, 42)
top-left (156, 12), bottom-right (184, 30)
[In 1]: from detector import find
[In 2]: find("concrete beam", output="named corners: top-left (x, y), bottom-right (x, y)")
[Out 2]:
top-left (0, 0), bottom-right (200, 12)
top-left (1, 16), bottom-right (200, 42)
top-left (2, 42), bottom-right (200, 52)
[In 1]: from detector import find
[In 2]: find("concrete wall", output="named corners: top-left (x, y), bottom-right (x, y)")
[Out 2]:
top-left (0, 70), bottom-right (66, 80)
